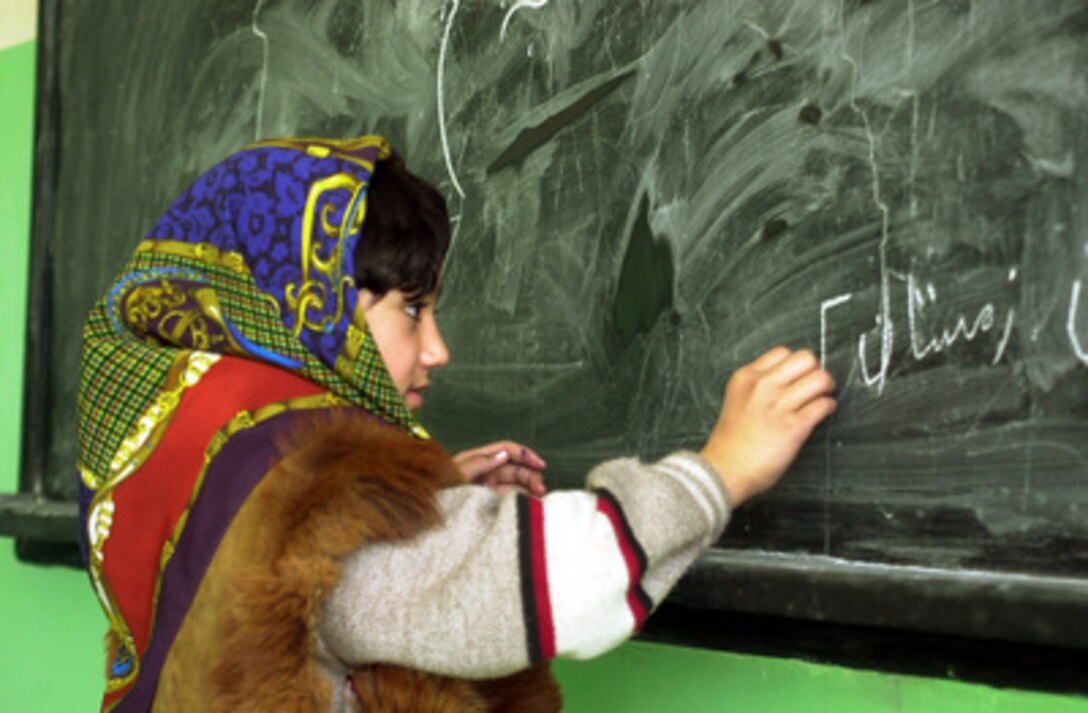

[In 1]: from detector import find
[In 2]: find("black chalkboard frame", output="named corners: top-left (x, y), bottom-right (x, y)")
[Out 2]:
top-left (4, 0), bottom-right (1088, 693)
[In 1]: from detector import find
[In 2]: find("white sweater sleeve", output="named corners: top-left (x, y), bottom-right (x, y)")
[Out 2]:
top-left (318, 451), bottom-right (730, 679)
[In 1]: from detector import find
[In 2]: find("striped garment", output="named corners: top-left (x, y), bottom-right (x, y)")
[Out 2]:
top-left (318, 451), bottom-right (729, 682)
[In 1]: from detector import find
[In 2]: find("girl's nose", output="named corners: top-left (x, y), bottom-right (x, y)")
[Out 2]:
top-left (421, 314), bottom-right (450, 369)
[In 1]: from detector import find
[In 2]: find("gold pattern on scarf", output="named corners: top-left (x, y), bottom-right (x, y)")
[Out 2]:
top-left (334, 322), bottom-right (368, 385)
top-left (343, 322), bottom-right (367, 361)
top-left (134, 239), bottom-right (249, 275)
top-left (123, 277), bottom-right (187, 333)
top-left (94, 351), bottom-right (222, 493)
top-left (249, 135), bottom-right (390, 172)
top-left (123, 278), bottom-right (247, 354)
top-left (284, 173), bottom-right (364, 337)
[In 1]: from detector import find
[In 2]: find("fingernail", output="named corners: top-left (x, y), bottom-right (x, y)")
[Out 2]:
top-left (494, 451), bottom-right (509, 462)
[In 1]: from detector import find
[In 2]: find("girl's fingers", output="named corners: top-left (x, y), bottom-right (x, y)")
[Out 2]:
top-left (456, 441), bottom-right (548, 470)
top-left (457, 450), bottom-right (510, 479)
top-left (779, 368), bottom-right (836, 412)
top-left (797, 395), bottom-right (838, 430)
top-left (476, 466), bottom-right (547, 496)
top-left (501, 443), bottom-right (547, 470)
top-left (765, 349), bottom-right (821, 386)
top-left (749, 346), bottom-right (792, 372)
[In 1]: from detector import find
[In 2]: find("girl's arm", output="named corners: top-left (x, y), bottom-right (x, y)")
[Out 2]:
top-left (319, 347), bottom-right (835, 678)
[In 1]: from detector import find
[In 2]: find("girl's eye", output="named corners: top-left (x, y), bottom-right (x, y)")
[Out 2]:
top-left (405, 303), bottom-right (423, 321)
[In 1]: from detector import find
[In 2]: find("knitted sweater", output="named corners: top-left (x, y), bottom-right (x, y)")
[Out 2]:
top-left (318, 451), bottom-right (730, 701)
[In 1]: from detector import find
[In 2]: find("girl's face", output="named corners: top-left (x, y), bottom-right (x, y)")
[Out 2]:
top-left (356, 287), bottom-right (449, 411)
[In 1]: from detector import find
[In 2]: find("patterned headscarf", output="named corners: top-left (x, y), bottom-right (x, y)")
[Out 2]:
top-left (77, 136), bottom-right (428, 710)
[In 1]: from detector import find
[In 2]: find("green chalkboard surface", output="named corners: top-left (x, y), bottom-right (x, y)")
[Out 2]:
top-left (20, 0), bottom-right (1088, 659)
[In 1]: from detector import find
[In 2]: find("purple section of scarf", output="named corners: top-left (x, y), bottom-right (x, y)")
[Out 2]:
top-left (117, 406), bottom-right (361, 712)
top-left (145, 143), bottom-right (383, 368)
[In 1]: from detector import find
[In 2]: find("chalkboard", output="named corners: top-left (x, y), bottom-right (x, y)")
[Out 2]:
top-left (16, 0), bottom-right (1088, 658)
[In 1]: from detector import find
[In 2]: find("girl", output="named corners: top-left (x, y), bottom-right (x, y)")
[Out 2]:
top-left (77, 136), bottom-right (835, 711)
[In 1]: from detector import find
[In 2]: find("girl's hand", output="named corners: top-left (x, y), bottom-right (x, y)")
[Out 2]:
top-left (453, 441), bottom-right (548, 496)
top-left (700, 347), bottom-right (837, 508)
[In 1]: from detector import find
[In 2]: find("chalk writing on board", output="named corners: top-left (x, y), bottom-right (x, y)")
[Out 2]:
top-left (901, 269), bottom-right (1017, 366)
top-left (820, 294), bottom-right (853, 366)
top-left (821, 272), bottom-right (1087, 392)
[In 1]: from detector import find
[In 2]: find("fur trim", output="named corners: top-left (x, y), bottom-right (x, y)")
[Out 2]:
top-left (208, 410), bottom-right (460, 710)
top-left (202, 409), bottom-right (559, 711)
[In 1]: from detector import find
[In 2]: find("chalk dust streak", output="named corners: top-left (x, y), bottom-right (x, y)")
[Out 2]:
top-left (438, 0), bottom-right (466, 199)
top-left (252, 0), bottom-right (270, 142)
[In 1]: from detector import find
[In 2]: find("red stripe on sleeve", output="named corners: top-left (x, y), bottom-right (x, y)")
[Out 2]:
top-left (528, 497), bottom-right (557, 659)
top-left (596, 496), bottom-right (650, 628)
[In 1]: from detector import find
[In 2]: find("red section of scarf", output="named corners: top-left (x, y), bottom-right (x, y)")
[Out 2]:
top-left (100, 356), bottom-right (324, 661)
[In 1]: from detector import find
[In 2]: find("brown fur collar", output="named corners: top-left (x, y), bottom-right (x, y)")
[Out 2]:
top-left (204, 409), bottom-right (560, 712)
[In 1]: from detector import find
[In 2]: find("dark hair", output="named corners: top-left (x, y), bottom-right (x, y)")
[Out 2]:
top-left (354, 159), bottom-right (450, 300)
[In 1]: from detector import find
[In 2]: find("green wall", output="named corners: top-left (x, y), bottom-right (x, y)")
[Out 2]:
top-left (0, 39), bottom-right (107, 708)
top-left (1, 38), bottom-right (1085, 712)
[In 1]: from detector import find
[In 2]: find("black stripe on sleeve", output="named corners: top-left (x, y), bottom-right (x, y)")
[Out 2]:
top-left (595, 488), bottom-right (649, 576)
top-left (516, 494), bottom-right (543, 663)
